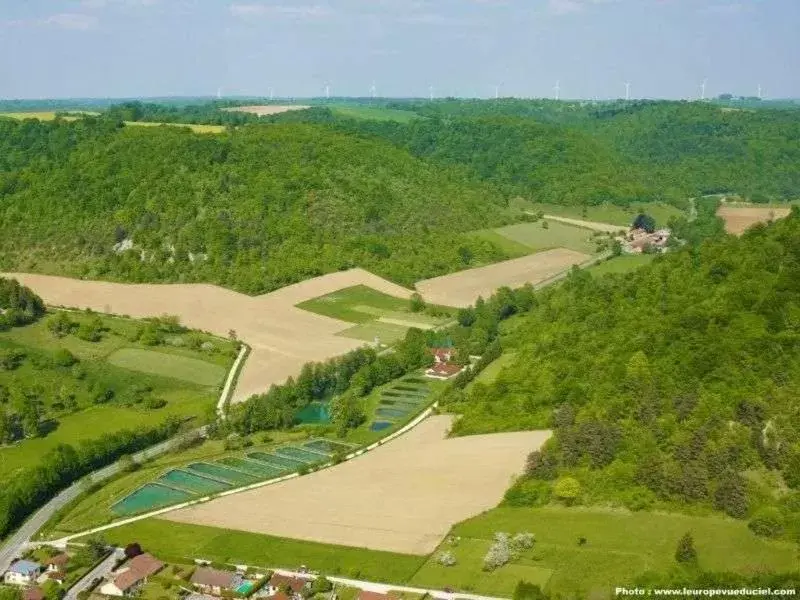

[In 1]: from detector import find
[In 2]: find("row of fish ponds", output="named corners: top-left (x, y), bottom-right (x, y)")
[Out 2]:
top-left (370, 376), bottom-right (432, 432)
top-left (111, 438), bottom-right (355, 516)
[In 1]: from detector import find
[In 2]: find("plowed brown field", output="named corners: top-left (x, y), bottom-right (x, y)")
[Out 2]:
top-left (2, 269), bottom-right (412, 402)
top-left (163, 416), bottom-right (551, 555)
top-left (415, 248), bottom-right (590, 307)
top-left (717, 205), bottom-right (792, 235)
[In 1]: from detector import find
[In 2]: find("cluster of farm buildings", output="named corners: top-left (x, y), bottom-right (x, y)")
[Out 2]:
top-left (3, 547), bottom-right (397, 600)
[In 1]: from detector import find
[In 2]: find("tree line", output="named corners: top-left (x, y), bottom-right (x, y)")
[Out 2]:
top-left (0, 418), bottom-right (181, 538)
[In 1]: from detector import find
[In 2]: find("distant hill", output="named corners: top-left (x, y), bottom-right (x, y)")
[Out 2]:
top-left (0, 117), bottom-right (511, 294)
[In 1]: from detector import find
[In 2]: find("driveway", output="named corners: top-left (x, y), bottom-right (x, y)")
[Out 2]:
top-left (65, 548), bottom-right (124, 600)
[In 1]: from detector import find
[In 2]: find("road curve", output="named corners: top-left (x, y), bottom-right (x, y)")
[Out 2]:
top-left (0, 429), bottom-right (205, 574)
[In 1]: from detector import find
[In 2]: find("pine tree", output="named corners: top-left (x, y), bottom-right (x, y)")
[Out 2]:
top-left (675, 531), bottom-right (697, 564)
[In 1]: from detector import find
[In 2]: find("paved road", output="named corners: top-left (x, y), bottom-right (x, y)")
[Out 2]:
top-left (65, 548), bottom-right (124, 600)
top-left (272, 568), bottom-right (509, 600)
top-left (0, 428), bottom-right (206, 574)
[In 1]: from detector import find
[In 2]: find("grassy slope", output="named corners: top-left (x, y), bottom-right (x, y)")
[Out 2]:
top-left (409, 507), bottom-right (798, 597)
top-left (475, 221), bottom-right (600, 255)
top-left (106, 348), bottom-right (226, 386)
top-left (519, 201), bottom-right (685, 228)
top-left (0, 313), bottom-right (234, 476)
top-left (587, 254), bottom-right (656, 276)
top-left (100, 519), bottom-right (426, 583)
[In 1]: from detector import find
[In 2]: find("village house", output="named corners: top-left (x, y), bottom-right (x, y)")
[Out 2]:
top-left (99, 553), bottom-right (163, 597)
top-left (4, 561), bottom-right (42, 586)
top-left (190, 567), bottom-right (242, 596)
top-left (267, 573), bottom-right (308, 599)
top-left (42, 553), bottom-right (69, 584)
top-left (424, 346), bottom-right (465, 380)
top-left (623, 227), bottom-right (672, 254)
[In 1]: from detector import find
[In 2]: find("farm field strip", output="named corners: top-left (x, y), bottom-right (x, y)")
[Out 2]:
top-left (163, 416), bottom-right (552, 555)
top-left (717, 204), bottom-right (792, 235)
top-left (107, 348), bottom-right (226, 386)
top-left (2, 269), bottom-right (416, 403)
top-left (415, 248), bottom-right (591, 308)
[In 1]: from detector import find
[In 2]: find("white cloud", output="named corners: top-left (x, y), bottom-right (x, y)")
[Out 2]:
top-left (81, 0), bottom-right (159, 8)
top-left (45, 13), bottom-right (99, 30)
top-left (230, 3), bottom-right (331, 18)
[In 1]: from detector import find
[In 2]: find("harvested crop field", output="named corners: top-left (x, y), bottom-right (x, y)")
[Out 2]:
top-left (2, 269), bottom-right (413, 402)
top-left (717, 205), bottom-right (792, 235)
top-left (223, 105), bottom-right (311, 116)
top-left (415, 248), bottom-right (590, 307)
top-left (163, 416), bottom-right (551, 555)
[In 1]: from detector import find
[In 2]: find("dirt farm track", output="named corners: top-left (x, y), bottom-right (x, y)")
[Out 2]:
top-left (1, 269), bottom-right (412, 403)
top-left (164, 416), bottom-right (552, 555)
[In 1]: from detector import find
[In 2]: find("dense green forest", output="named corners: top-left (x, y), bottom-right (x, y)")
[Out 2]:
top-left (312, 101), bottom-right (800, 205)
top-left (441, 211), bottom-right (800, 542)
top-left (0, 117), bottom-right (509, 293)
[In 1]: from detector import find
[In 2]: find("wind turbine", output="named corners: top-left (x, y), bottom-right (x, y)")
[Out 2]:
top-left (370, 80), bottom-right (377, 99)
top-left (757, 84), bottom-right (762, 100)
top-left (553, 80), bottom-right (561, 101)
top-left (700, 78), bottom-right (707, 101)
top-left (429, 85), bottom-right (434, 101)
top-left (269, 87), bottom-right (274, 101)
top-left (325, 84), bottom-right (331, 99)
top-left (494, 85), bottom-right (499, 100)
top-left (216, 87), bottom-right (222, 100)
top-left (625, 82), bottom-right (631, 101)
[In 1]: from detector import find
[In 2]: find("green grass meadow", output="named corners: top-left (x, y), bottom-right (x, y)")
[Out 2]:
top-left (475, 220), bottom-right (600, 255)
top-left (100, 519), bottom-right (427, 583)
top-left (410, 507), bottom-right (799, 597)
top-left (0, 311), bottom-right (234, 477)
top-left (107, 348), bottom-right (226, 386)
top-left (588, 254), bottom-right (657, 277)
top-left (329, 105), bottom-right (420, 123)
top-left (517, 201), bottom-right (685, 228)
top-left (297, 285), bottom-right (452, 343)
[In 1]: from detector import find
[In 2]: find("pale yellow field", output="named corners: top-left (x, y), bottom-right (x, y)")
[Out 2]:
top-left (415, 248), bottom-right (591, 308)
top-left (717, 205), bottom-right (792, 235)
top-left (0, 112), bottom-right (223, 133)
top-left (222, 105), bottom-right (311, 116)
top-left (2, 269), bottom-right (413, 402)
top-left (164, 416), bottom-right (551, 555)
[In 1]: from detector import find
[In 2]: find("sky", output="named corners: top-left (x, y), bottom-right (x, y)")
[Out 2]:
top-left (1, 0), bottom-right (798, 100)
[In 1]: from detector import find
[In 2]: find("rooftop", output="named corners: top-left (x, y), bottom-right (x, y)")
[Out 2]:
top-left (191, 567), bottom-right (239, 589)
top-left (9, 561), bottom-right (41, 576)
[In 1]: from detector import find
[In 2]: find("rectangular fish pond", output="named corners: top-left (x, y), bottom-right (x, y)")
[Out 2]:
top-left (111, 483), bottom-right (193, 516)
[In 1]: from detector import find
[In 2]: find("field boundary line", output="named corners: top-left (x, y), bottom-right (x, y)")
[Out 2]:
top-left (39, 401), bottom-right (440, 547)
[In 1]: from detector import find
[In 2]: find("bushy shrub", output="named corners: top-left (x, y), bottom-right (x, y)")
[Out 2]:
top-left (748, 507), bottom-right (784, 538)
top-left (53, 348), bottom-right (77, 367)
top-left (437, 551), bottom-right (457, 567)
top-left (483, 532), bottom-right (512, 571)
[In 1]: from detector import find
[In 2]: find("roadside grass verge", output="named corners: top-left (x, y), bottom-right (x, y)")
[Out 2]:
top-left (409, 506), bottom-right (799, 598)
top-left (98, 519), bottom-right (427, 583)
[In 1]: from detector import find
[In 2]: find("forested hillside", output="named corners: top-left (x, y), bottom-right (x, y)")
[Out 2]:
top-left (271, 100), bottom-right (800, 206)
top-left (443, 211), bottom-right (800, 538)
top-left (0, 117), bottom-right (510, 293)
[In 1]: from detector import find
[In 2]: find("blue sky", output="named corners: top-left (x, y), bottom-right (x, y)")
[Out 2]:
top-left (1, 0), bottom-right (798, 100)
